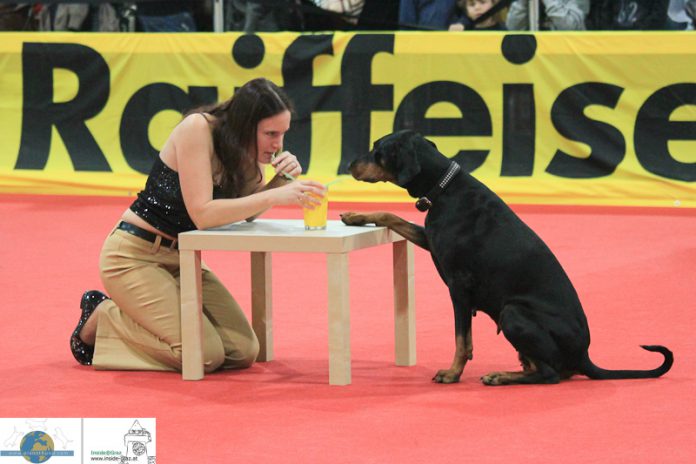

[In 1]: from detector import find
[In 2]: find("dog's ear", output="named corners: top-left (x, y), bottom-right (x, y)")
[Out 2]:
top-left (395, 159), bottom-right (421, 186)
top-left (390, 131), bottom-right (422, 186)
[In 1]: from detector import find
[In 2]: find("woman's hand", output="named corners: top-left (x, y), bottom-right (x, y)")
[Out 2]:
top-left (274, 180), bottom-right (326, 209)
top-left (271, 150), bottom-right (303, 180)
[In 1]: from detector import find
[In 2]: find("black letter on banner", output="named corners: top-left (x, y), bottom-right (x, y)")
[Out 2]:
top-left (546, 83), bottom-right (624, 178)
top-left (338, 34), bottom-right (394, 173)
top-left (16, 42), bottom-right (109, 171)
top-left (635, 84), bottom-right (696, 181)
top-left (394, 81), bottom-right (491, 172)
top-left (502, 84), bottom-right (535, 176)
top-left (282, 35), bottom-right (342, 170)
top-left (120, 84), bottom-right (217, 174)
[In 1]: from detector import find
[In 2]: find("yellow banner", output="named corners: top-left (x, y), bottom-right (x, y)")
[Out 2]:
top-left (0, 32), bottom-right (694, 207)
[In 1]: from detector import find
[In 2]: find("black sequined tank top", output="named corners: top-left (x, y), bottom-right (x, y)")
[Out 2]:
top-left (129, 157), bottom-right (223, 237)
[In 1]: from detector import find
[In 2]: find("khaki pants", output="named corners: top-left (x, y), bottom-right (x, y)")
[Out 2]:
top-left (93, 227), bottom-right (259, 373)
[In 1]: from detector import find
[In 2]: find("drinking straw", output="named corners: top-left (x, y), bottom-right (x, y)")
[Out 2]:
top-left (324, 178), bottom-right (345, 188)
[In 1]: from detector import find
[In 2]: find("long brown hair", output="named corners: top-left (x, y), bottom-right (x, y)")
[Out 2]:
top-left (191, 78), bottom-right (294, 197)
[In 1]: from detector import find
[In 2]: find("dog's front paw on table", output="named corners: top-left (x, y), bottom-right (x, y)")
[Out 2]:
top-left (432, 369), bottom-right (461, 384)
top-left (340, 212), bottom-right (370, 226)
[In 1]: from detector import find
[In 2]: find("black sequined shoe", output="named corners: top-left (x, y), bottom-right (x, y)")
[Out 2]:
top-left (70, 290), bottom-right (109, 366)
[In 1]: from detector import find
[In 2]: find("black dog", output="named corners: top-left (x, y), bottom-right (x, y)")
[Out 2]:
top-left (341, 130), bottom-right (673, 385)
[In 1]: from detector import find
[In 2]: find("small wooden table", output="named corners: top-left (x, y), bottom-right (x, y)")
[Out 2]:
top-left (178, 219), bottom-right (415, 385)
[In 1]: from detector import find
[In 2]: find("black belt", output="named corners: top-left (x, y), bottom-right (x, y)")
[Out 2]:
top-left (117, 221), bottom-right (178, 249)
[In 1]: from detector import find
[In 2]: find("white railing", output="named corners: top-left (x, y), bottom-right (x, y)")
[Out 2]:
top-left (528, 0), bottom-right (539, 31)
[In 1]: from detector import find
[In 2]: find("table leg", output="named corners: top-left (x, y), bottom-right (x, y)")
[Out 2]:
top-left (251, 251), bottom-right (273, 362)
top-left (393, 240), bottom-right (416, 366)
top-left (327, 253), bottom-right (350, 385)
top-left (180, 249), bottom-right (204, 380)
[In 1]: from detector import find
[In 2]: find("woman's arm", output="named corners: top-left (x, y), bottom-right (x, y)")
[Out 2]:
top-left (175, 114), bottom-right (324, 229)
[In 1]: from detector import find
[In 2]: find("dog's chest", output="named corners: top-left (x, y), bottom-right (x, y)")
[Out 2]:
top-left (424, 210), bottom-right (476, 253)
top-left (424, 220), bottom-right (474, 268)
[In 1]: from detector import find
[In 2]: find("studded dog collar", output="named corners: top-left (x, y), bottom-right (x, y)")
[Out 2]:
top-left (415, 161), bottom-right (461, 212)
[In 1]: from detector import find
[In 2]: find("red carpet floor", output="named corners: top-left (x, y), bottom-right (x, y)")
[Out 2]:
top-left (1, 194), bottom-right (694, 463)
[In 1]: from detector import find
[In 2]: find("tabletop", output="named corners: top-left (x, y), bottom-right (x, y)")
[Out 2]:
top-left (177, 219), bottom-right (404, 253)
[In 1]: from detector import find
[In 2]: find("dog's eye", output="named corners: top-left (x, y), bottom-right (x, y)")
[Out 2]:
top-left (374, 151), bottom-right (383, 165)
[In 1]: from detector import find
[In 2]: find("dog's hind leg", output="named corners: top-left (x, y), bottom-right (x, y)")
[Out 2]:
top-left (340, 212), bottom-right (430, 250)
top-left (433, 290), bottom-right (473, 384)
top-left (481, 304), bottom-right (561, 386)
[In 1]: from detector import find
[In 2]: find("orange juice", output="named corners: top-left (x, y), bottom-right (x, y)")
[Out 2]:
top-left (303, 191), bottom-right (328, 230)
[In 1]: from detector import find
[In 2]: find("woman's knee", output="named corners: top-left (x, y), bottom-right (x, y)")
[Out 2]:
top-left (203, 339), bottom-right (226, 373)
top-left (131, 334), bottom-right (257, 373)
top-left (204, 353), bottom-right (225, 374)
top-left (229, 334), bottom-right (259, 369)
top-left (239, 335), bottom-right (260, 368)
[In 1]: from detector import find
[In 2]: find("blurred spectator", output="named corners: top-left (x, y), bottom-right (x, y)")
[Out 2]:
top-left (399, 0), bottom-right (458, 29)
top-left (314, 0), bottom-right (364, 24)
top-left (226, 0), bottom-right (305, 32)
top-left (589, 0), bottom-right (669, 29)
top-left (0, 3), bottom-right (37, 30)
top-left (506, 0), bottom-right (590, 30)
top-left (688, 0), bottom-right (696, 18)
top-left (666, 0), bottom-right (695, 28)
top-left (93, 3), bottom-right (122, 31)
top-left (357, 0), bottom-right (399, 29)
top-left (137, 1), bottom-right (197, 31)
top-left (585, 0), bottom-right (603, 28)
top-left (192, 1), bottom-right (213, 30)
top-left (449, 0), bottom-right (508, 30)
top-left (91, 3), bottom-right (138, 31)
top-left (16, 3), bottom-right (136, 32)
top-left (37, 3), bottom-right (90, 31)
top-left (298, 0), bottom-right (363, 30)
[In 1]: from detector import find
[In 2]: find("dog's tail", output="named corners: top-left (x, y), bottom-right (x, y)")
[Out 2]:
top-left (580, 345), bottom-right (673, 380)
